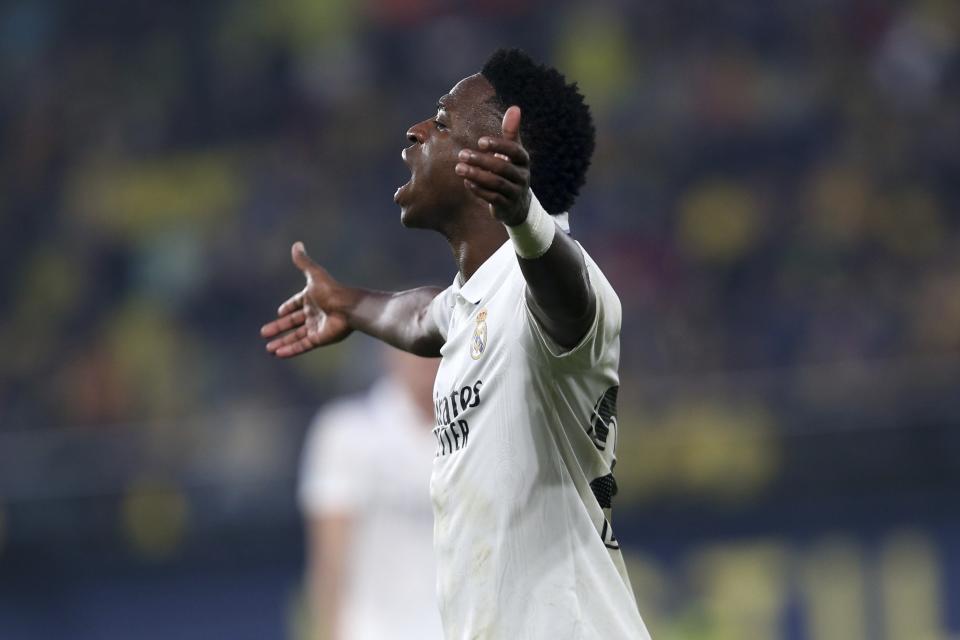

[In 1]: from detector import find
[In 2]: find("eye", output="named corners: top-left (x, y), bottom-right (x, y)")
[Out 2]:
top-left (433, 118), bottom-right (448, 131)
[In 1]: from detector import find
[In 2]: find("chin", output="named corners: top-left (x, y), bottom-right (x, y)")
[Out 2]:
top-left (400, 202), bottom-right (443, 231)
top-left (399, 205), bottom-right (425, 229)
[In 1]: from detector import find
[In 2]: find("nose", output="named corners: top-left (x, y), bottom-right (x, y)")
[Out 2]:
top-left (407, 121), bottom-right (427, 144)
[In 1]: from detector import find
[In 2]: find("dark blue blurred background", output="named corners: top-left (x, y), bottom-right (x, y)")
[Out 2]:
top-left (1, 0), bottom-right (959, 638)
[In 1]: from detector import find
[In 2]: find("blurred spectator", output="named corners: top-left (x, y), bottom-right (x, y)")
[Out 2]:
top-left (298, 348), bottom-right (441, 640)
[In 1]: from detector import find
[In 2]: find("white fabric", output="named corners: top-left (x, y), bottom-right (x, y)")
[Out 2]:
top-left (427, 195), bottom-right (651, 639)
top-left (299, 380), bottom-right (443, 640)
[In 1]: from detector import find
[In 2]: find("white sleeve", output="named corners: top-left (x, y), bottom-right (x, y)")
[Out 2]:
top-left (523, 251), bottom-right (622, 370)
top-left (298, 401), bottom-right (373, 516)
top-left (428, 282), bottom-right (458, 341)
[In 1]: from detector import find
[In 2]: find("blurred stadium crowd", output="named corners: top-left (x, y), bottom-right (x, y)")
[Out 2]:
top-left (1, 0), bottom-right (959, 638)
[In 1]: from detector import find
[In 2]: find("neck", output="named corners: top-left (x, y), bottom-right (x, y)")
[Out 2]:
top-left (444, 207), bottom-right (509, 281)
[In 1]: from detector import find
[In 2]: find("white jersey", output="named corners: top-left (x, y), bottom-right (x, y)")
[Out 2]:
top-left (299, 380), bottom-right (443, 640)
top-left (427, 195), bottom-right (650, 639)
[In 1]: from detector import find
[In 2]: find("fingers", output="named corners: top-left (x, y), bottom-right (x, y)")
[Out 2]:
top-left (457, 149), bottom-right (526, 184)
top-left (264, 311), bottom-right (336, 357)
top-left (265, 325), bottom-right (307, 353)
top-left (455, 163), bottom-right (524, 202)
top-left (260, 309), bottom-right (306, 338)
top-left (501, 105), bottom-right (521, 142)
top-left (477, 136), bottom-right (529, 166)
top-left (457, 161), bottom-right (523, 202)
top-left (277, 290), bottom-right (305, 316)
top-left (264, 244), bottom-right (346, 358)
top-left (463, 179), bottom-right (511, 210)
top-left (274, 335), bottom-right (317, 358)
top-left (291, 241), bottom-right (316, 273)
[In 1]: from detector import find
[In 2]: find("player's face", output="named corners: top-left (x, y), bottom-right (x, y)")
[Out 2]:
top-left (394, 73), bottom-right (500, 230)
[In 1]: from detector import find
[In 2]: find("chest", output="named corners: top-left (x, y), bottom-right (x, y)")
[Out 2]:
top-left (431, 285), bottom-right (529, 456)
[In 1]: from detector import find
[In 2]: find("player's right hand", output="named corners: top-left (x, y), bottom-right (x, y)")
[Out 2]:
top-left (260, 242), bottom-right (353, 358)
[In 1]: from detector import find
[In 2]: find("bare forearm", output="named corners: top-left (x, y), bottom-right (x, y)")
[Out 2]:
top-left (307, 516), bottom-right (350, 640)
top-left (516, 230), bottom-right (596, 349)
top-left (337, 286), bottom-right (445, 357)
top-left (261, 244), bottom-right (445, 359)
top-left (519, 230), bottom-right (593, 316)
top-left (309, 570), bottom-right (341, 640)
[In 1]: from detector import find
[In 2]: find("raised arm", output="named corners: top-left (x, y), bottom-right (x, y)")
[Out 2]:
top-left (260, 242), bottom-right (444, 358)
top-left (457, 106), bottom-right (596, 349)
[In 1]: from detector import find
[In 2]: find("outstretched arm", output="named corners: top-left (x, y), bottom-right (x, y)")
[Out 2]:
top-left (260, 242), bottom-right (444, 358)
top-left (456, 106), bottom-right (596, 350)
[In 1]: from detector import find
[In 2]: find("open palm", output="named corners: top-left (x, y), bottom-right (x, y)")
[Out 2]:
top-left (260, 242), bottom-right (353, 358)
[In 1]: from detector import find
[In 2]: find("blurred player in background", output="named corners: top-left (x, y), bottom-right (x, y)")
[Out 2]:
top-left (299, 348), bottom-right (442, 640)
top-left (264, 49), bottom-right (649, 638)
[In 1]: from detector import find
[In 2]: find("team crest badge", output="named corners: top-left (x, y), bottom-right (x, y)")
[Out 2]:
top-left (470, 309), bottom-right (488, 360)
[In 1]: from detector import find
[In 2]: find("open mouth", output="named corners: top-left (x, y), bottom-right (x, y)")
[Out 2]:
top-left (395, 146), bottom-right (415, 204)
top-left (393, 145), bottom-right (413, 204)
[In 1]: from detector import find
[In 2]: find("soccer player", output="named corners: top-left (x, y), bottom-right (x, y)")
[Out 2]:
top-left (262, 49), bottom-right (650, 639)
top-left (299, 348), bottom-right (442, 640)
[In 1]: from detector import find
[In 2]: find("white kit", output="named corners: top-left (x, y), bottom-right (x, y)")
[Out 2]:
top-left (426, 193), bottom-right (651, 639)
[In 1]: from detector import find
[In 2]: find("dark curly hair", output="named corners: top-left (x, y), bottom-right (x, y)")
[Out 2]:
top-left (481, 48), bottom-right (595, 216)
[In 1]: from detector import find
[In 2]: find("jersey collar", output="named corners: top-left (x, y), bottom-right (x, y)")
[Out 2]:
top-left (456, 239), bottom-right (515, 305)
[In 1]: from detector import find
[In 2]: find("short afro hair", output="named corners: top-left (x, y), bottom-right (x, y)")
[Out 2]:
top-left (481, 48), bottom-right (595, 216)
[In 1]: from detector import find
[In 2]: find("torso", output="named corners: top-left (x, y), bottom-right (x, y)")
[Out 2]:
top-left (428, 240), bottom-right (650, 639)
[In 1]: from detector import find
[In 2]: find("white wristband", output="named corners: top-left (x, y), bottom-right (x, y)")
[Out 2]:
top-left (506, 194), bottom-right (556, 259)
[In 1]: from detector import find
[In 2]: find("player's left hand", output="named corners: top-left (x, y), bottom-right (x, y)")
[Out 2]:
top-left (455, 106), bottom-right (532, 227)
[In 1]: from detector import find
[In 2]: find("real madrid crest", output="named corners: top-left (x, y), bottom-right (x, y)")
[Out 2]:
top-left (470, 308), bottom-right (488, 360)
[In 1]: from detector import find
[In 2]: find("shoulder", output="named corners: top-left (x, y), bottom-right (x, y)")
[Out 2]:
top-left (303, 387), bottom-right (384, 462)
top-left (308, 390), bottom-right (378, 436)
top-left (519, 242), bottom-right (622, 367)
top-left (429, 279), bottom-right (460, 340)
